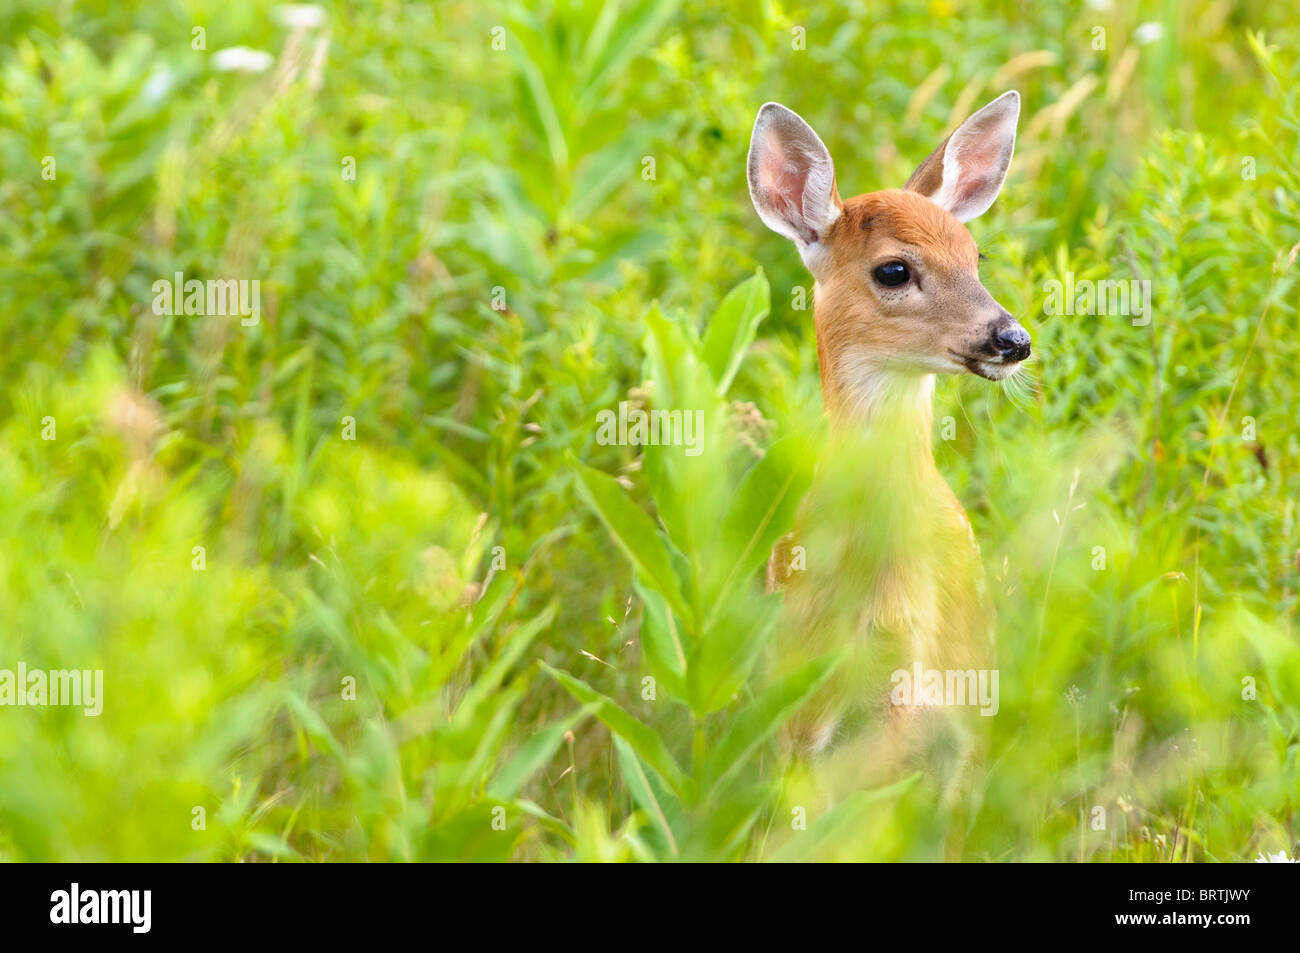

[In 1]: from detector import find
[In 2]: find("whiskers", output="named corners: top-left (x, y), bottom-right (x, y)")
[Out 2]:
top-left (998, 357), bottom-right (1039, 411)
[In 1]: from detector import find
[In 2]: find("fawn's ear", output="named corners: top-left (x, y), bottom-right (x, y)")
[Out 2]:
top-left (905, 90), bottom-right (1019, 223)
top-left (747, 103), bottom-right (842, 251)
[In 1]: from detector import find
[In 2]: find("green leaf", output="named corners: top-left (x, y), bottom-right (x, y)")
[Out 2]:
top-left (705, 434), bottom-right (813, 616)
top-left (507, 30), bottom-right (568, 170)
top-left (430, 571), bottom-right (516, 686)
top-left (513, 799), bottom-right (577, 846)
top-left (1238, 607), bottom-right (1300, 709)
top-left (569, 123), bottom-right (667, 221)
top-left (456, 681), bottom-right (527, 794)
top-left (453, 600), bottom-right (558, 729)
top-left (704, 653), bottom-right (842, 797)
top-left (489, 703), bottom-right (591, 801)
top-left (634, 579), bottom-right (688, 698)
top-left (245, 830), bottom-right (301, 860)
top-left (768, 774), bottom-right (921, 862)
top-left (421, 802), bottom-right (522, 862)
top-left (576, 0), bottom-right (682, 113)
top-left (540, 662), bottom-right (690, 800)
top-left (640, 302), bottom-right (727, 612)
top-left (687, 784), bottom-right (768, 861)
top-left (688, 591), bottom-right (779, 714)
top-left (568, 453), bottom-right (693, 626)
top-left (613, 735), bottom-right (679, 856)
top-left (642, 301), bottom-right (705, 408)
top-left (282, 689), bottom-right (343, 761)
top-left (701, 270), bottom-right (770, 396)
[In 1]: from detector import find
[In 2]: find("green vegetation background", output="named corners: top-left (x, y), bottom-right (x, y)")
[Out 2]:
top-left (0, 0), bottom-right (1297, 861)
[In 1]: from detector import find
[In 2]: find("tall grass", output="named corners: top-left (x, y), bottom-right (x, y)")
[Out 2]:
top-left (0, 0), bottom-right (1296, 861)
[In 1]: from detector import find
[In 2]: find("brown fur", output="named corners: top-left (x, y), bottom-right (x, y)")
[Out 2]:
top-left (772, 188), bottom-right (999, 809)
top-left (749, 97), bottom-right (1025, 853)
top-left (811, 190), bottom-right (1006, 418)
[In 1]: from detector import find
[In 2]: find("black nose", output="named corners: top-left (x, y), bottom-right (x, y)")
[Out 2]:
top-left (993, 323), bottom-right (1031, 361)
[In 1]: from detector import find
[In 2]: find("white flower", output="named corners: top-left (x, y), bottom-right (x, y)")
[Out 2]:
top-left (1253, 850), bottom-right (1296, 863)
top-left (1134, 23), bottom-right (1165, 46)
top-left (141, 66), bottom-right (174, 104)
top-left (212, 46), bottom-right (274, 73)
top-left (274, 4), bottom-right (326, 28)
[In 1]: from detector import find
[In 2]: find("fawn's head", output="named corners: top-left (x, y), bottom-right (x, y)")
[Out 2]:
top-left (747, 92), bottom-right (1030, 411)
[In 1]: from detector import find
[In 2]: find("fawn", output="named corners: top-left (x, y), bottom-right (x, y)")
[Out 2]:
top-left (748, 92), bottom-right (1029, 805)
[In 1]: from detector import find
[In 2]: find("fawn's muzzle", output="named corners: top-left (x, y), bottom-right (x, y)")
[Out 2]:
top-left (991, 320), bottom-right (1031, 362)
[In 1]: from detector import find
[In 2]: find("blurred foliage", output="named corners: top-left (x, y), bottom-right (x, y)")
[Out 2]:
top-left (0, 0), bottom-right (1297, 861)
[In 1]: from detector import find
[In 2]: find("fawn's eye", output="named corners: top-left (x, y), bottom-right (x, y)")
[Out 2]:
top-left (873, 261), bottom-right (910, 287)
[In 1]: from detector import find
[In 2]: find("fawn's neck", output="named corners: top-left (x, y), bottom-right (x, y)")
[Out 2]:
top-left (809, 312), bottom-right (983, 662)
top-left (818, 352), bottom-right (941, 486)
top-left (813, 293), bottom-right (938, 478)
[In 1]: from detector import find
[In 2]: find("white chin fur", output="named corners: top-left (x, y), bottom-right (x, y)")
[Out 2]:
top-left (973, 361), bottom-right (1019, 381)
